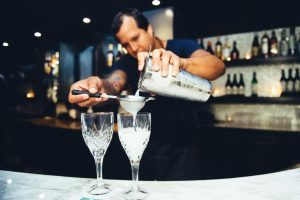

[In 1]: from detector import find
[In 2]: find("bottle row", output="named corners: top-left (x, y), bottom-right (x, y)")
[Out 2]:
top-left (224, 68), bottom-right (300, 97)
top-left (198, 27), bottom-right (300, 62)
top-left (106, 43), bottom-right (127, 67)
top-left (280, 68), bottom-right (300, 96)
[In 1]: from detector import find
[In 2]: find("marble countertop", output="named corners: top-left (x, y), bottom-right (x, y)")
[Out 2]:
top-left (1, 169), bottom-right (300, 200)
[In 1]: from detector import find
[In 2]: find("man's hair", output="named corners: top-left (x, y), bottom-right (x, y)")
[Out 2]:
top-left (111, 8), bottom-right (149, 35)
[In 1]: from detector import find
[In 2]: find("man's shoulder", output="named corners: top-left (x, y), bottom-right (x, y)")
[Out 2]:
top-left (166, 39), bottom-right (200, 57)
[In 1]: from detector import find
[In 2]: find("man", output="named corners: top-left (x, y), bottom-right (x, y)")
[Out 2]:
top-left (69, 8), bottom-right (225, 180)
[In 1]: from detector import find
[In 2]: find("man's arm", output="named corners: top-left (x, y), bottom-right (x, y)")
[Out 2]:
top-left (180, 49), bottom-right (225, 81)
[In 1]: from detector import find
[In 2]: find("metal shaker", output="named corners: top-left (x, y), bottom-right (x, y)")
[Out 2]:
top-left (137, 56), bottom-right (212, 102)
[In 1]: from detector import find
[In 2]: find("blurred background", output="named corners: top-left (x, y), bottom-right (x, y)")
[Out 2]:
top-left (0, 0), bottom-right (300, 180)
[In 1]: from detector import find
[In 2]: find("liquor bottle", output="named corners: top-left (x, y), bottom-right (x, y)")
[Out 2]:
top-left (232, 73), bottom-right (238, 95)
top-left (222, 37), bottom-right (231, 61)
top-left (197, 38), bottom-right (205, 49)
top-left (294, 68), bottom-right (300, 95)
top-left (215, 37), bottom-right (223, 59)
top-left (288, 27), bottom-right (297, 56)
top-left (279, 29), bottom-right (289, 56)
top-left (251, 72), bottom-right (258, 97)
top-left (115, 43), bottom-right (123, 61)
top-left (280, 69), bottom-right (287, 96)
top-left (269, 30), bottom-right (278, 56)
top-left (106, 43), bottom-right (114, 67)
top-left (206, 41), bottom-right (215, 55)
top-left (261, 32), bottom-right (269, 58)
top-left (287, 68), bottom-right (294, 95)
top-left (230, 41), bottom-right (239, 61)
top-left (298, 33), bottom-right (300, 56)
top-left (251, 33), bottom-right (260, 58)
top-left (225, 74), bottom-right (232, 95)
top-left (238, 73), bottom-right (245, 96)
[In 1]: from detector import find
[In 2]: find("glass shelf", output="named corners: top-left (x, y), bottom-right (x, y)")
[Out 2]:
top-left (209, 95), bottom-right (300, 104)
top-left (224, 55), bottom-right (300, 67)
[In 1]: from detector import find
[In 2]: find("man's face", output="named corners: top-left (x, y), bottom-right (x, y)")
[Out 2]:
top-left (116, 16), bottom-right (153, 58)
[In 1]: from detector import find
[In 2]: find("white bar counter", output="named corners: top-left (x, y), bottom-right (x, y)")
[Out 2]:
top-left (1, 169), bottom-right (300, 200)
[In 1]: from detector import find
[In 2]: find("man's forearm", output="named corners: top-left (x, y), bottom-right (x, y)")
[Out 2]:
top-left (181, 53), bottom-right (225, 81)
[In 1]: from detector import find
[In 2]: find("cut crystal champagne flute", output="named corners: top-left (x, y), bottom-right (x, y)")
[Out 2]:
top-left (117, 112), bottom-right (151, 200)
top-left (81, 112), bottom-right (114, 195)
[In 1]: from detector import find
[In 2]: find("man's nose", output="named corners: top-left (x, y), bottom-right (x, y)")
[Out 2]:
top-left (129, 43), bottom-right (138, 53)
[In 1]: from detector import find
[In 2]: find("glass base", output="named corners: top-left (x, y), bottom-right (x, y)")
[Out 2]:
top-left (123, 185), bottom-right (148, 200)
top-left (88, 182), bottom-right (111, 195)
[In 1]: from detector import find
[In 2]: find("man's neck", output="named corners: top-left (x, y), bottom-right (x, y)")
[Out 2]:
top-left (154, 36), bottom-right (166, 49)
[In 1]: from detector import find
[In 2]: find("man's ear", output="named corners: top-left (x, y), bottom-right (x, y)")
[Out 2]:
top-left (147, 25), bottom-right (154, 36)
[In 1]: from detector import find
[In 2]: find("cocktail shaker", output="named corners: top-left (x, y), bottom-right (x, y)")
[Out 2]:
top-left (137, 57), bottom-right (212, 102)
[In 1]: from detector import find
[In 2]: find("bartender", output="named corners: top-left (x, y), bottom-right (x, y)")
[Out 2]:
top-left (69, 8), bottom-right (225, 180)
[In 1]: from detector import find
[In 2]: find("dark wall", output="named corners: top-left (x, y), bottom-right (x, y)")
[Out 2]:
top-left (173, 0), bottom-right (300, 39)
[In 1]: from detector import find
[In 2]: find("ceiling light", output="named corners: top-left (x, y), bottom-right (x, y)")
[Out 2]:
top-left (34, 32), bottom-right (42, 37)
top-left (2, 42), bottom-right (9, 47)
top-left (165, 9), bottom-right (174, 17)
top-left (83, 17), bottom-right (91, 24)
top-left (152, 0), bottom-right (160, 6)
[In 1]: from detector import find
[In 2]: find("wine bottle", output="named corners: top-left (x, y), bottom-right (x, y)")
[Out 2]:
top-left (197, 38), bottom-right (205, 49)
top-left (287, 68), bottom-right (294, 95)
top-left (251, 33), bottom-right (260, 58)
top-left (297, 32), bottom-right (300, 56)
top-left (206, 41), bottom-right (215, 55)
top-left (115, 43), bottom-right (123, 61)
top-left (269, 30), bottom-right (278, 56)
top-left (230, 41), bottom-right (239, 61)
top-left (225, 74), bottom-right (232, 95)
top-left (280, 69), bottom-right (287, 96)
top-left (294, 68), bottom-right (300, 95)
top-left (288, 27), bottom-right (297, 56)
top-left (215, 37), bottom-right (223, 59)
top-left (238, 73), bottom-right (245, 96)
top-left (261, 32), bottom-right (269, 58)
top-left (106, 43), bottom-right (114, 67)
top-left (251, 72), bottom-right (258, 97)
top-left (280, 29), bottom-right (289, 56)
top-left (222, 37), bottom-right (231, 61)
top-left (232, 73), bottom-right (238, 95)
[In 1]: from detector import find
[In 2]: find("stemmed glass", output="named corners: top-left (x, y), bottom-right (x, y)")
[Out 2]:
top-left (117, 112), bottom-right (151, 200)
top-left (81, 112), bottom-right (114, 195)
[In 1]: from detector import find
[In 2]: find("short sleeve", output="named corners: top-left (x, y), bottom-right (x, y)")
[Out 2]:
top-left (166, 39), bottom-right (201, 58)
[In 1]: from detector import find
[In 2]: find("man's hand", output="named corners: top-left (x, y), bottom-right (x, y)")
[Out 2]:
top-left (68, 76), bottom-right (109, 107)
top-left (137, 48), bottom-right (184, 77)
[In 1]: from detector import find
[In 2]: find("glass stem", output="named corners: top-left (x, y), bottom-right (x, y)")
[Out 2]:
top-left (131, 161), bottom-right (140, 191)
top-left (95, 157), bottom-right (104, 186)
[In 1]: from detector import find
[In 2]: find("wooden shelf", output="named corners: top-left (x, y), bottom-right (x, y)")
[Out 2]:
top-left (209, 95), bottom-right (300, 104)
top-left (224, 56), bottom-right (300, 67)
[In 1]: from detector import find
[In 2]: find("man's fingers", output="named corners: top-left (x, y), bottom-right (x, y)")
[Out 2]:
top-left (152, 49), bottom-right (162, 71)
top-left (171, 57), bottom-right (180, 76)
top-left (161, 51), bottom-right (171, 77)
top-left (87, 77), bottom-right (102, 93)
top-left (69, 93), bottom-right (89, 104)
top-left (137, 52), bottom-right (148, 71)
top-left (78, 97), bottom-right (108, 107)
